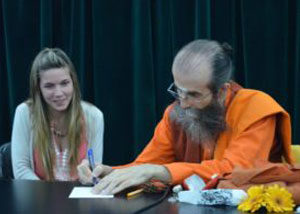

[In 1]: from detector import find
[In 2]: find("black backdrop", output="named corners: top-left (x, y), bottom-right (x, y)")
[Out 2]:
top-left (1, 0), bottom-right (299, 165)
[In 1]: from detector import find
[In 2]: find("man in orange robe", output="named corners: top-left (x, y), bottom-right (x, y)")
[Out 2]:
top-left (78, 40), bottom-right (294, 195)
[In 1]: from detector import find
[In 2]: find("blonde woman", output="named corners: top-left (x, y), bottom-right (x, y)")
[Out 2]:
top-left (11, 48), bottom-right (104, 181)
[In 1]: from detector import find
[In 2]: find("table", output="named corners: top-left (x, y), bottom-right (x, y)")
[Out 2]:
top-left (0, 179), bottom-right (242, 214)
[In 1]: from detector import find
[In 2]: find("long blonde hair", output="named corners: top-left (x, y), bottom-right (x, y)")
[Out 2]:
top-left (28, 48), bottom-right (83, 180)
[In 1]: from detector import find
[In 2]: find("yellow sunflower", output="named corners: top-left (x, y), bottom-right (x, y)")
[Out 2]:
top-left (238, 185), bottom-right (265, 213)
top-left (264, 184), bottom-right (295, 213)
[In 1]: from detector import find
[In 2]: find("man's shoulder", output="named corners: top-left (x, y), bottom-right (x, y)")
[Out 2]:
top-left (231, 89), bottom-right (284, 112)
top-left (226, 89), bottom-right (287, 131)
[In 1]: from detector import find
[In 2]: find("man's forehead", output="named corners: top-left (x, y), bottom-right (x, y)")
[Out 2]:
top-left (173, 53), bottom-right (212, 76)
top-left (173, 66), bottom-right (212, 92)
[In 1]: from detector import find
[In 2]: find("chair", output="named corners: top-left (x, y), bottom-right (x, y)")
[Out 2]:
top-left (291, 145), bottom-right (300, 164)
top-left (0, 142), bottom-right (14, 179)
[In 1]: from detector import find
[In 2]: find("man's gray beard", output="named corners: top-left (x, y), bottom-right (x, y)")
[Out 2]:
top-left (169, 99), bottom-right (227, 147)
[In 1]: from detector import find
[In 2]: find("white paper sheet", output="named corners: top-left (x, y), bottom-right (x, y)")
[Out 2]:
top-left (69, 187), bottom-right (114, 198)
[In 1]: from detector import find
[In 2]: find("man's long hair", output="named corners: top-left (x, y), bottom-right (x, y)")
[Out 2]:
top-left (27, 48), bottom-right (83, 180)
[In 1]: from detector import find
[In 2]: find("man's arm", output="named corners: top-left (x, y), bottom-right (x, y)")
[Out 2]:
top-left (164, 116), bottom-right (276, 184)
top-left (90, 115), bottom-right (275, 195)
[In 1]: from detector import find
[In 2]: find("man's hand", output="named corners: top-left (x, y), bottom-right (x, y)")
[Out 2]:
top-left (77, 159), bottom-right (113, 184)
top-left (91, 164), bottom-right (171, 195)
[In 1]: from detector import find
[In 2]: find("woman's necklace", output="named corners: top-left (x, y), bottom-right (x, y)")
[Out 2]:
top-left (52, 127), bottom-right (67, 138)
top-left (50, 119), bottom-right (68, 138)
top-left (50, 122), bottom-right (70, 181)
top-left (52, 136), bottom-right (70, 180)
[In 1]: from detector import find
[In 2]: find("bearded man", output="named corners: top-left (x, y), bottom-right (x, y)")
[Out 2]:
top-left (78, 39), bottom-right (294, 195)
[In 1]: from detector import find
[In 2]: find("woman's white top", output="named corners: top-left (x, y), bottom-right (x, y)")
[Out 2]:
top-left (11, 101), bottom-right (104, 180)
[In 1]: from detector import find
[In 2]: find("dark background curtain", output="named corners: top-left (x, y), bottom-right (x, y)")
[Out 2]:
top-left (0, 0), bottom-right (299, 165)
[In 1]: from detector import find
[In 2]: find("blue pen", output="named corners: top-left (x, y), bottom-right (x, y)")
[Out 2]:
top-left (87, 148), bottom-right (99, 185)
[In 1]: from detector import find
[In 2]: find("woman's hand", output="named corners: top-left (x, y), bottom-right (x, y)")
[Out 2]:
top-left (77, 159), bottom-right (113, 184)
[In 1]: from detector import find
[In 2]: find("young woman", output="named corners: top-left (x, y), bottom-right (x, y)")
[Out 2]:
top-left (11, 48), bottom-right (104, 181)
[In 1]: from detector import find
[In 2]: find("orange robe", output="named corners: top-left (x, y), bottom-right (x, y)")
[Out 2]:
top-left (130, 83), bottom-right (294, 185)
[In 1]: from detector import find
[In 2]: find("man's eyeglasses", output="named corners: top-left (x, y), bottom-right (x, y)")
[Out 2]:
top-left (167, 83), bottom-right (212, 103)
